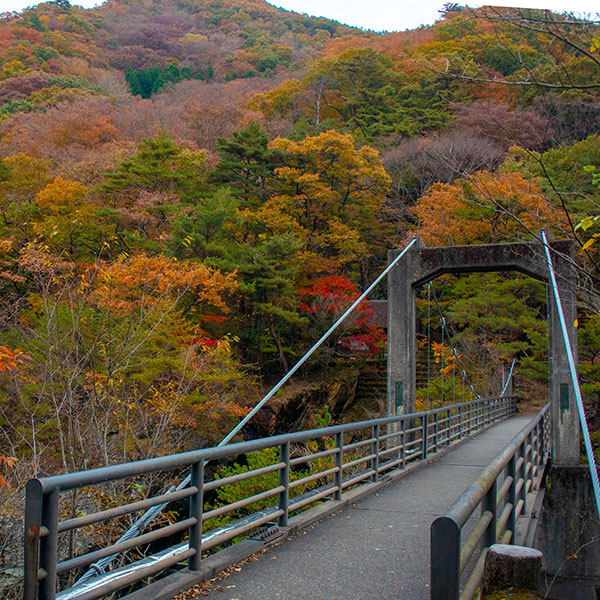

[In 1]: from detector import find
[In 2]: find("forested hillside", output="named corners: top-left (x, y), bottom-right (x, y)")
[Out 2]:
top-left (0, 2), bottom-right (599, 579)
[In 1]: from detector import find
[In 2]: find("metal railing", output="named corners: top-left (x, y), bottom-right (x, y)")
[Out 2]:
top-left (24, 396), bottom-right (516, 600)
top-left (430, 402), bottom-right (550, 600)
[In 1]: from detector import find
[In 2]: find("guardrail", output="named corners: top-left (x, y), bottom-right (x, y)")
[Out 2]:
top-left (430, 402), bottom-right (550, 600)
top-left (24, 396), bottom-right (516, 600)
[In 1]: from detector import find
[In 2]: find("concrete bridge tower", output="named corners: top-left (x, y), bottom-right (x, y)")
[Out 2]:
top-left (386, 236), bottom-right (580, 465)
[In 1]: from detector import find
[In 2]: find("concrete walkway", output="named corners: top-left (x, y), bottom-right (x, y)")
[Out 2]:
top-left (202, 414), bottom-right (535, 600)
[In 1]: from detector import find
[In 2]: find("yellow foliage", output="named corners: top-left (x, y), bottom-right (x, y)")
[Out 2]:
top-left (36, 176), bottom-right (88, 215)
top-left (3, 154), bottom-right (52, 202)
top-left (248, 78), bottom-right (302, 118)
top-left (179, 33), bottom-right (208, 43)
top-left (266, 130), bottom-right (391, 267)
top-left (0, 60), bottom-right (30, 80)
top-left (431, 340), bottom-right (459, 375)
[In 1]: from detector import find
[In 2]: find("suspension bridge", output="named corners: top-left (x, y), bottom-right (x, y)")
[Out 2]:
top-left (22, 235), bottom-right (600, 600)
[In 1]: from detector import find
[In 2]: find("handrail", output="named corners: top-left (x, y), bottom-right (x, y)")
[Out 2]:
top-left (430, 403), bottom-right (550, 600)
top-left (24, 396), bottom-right (517, 600)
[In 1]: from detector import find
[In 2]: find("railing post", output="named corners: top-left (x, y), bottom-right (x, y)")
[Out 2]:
top-left (519, 441), bottom-right (527, 515)
top-left (400, 419), bottom-right (406, 468)
top-left (189, 459), bottom-right (204, 571)
top-left (531, 430), bottom-right (538, 484)
top-left (543, 408), bottom-right (550, 459)
top-left (334, 432), bottom-right (343, 500)
top-left (468, 403), bottom-right (473, 435)
top-left (278, 441), bottom-right (290, 527)
top-left (24, 479), bottom-right (43, 600)
top-left (540, 410), bottom-right (547, 463)
top-left (508, 455), bottom-right (517, 539)
top-left (527, 430), bottom-right (533, 488)
top-left (532, 428), bottom-right (539, 483)
top-left (538, 421), bottom-right (544, 473)
top-left (39, 487), bottom-right (59, 600)
top-left (483, 480), bottom-right (498, 547)
top-left (371, 424), bottom-right (380, 482)
top-left (433, 412), bottom-right (439, 451)
top-left (422, 414), bottom-right (429, 460)
top-left (457, 406), bottom-right (462, 439)
top-left (450, 407), bottom-right (460, 441)
top-left (431, 516), bottom-right (461, 600)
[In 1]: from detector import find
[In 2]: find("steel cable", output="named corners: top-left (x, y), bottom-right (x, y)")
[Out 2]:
top-left (541, 231), bottom-right (600, 519)
top-left (74, 239), bottom-right (419, 587)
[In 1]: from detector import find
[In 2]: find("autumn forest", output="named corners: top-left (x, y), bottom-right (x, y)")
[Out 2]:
top-left (0, 0), bottom-right (599, 591)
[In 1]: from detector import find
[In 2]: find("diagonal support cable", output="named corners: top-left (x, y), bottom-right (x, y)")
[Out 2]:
top-left (542, 231), bottom-right (600, 519)
top-left (500, 358), bottom-right (517, 397)
top-left (75, 238), bottom-right (418, 586)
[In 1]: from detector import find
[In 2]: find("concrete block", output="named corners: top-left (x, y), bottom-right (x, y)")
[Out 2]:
top-left (482, 544), bottom-right (542, 597)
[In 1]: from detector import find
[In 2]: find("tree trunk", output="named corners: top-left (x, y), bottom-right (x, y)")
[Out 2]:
top-left (267, 313), bottom-right (289, 374)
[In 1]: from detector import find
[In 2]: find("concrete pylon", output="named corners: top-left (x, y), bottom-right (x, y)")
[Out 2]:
top-left (386, 236), bottom-right (580, 464)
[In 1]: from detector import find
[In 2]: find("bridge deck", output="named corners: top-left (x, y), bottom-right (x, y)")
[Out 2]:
top-left (196, 414), bottom-right (536, 600)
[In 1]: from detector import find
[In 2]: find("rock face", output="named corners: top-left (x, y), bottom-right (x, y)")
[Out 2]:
top-left (482, 544), bottom-right (543, 597)
top-left (243, 374), bottom-right (359, 439)
top-left (275, 376), bottom-right (360, 432)
top-left (244, 360), bottom-right (387, 439)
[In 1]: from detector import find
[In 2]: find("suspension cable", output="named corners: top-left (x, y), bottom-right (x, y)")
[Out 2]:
top-left (452, 346), bottom-right (456, 403)
top-left (427, 282), bottom-right (431, 410)
top-left (500, 358), bottom-right (517, 397)
top-left (440, 313), bottom-right (445, 405)
top-left (429, 282), bottom-right (481, 401)
top-left (75, 239), bottom-right (419, 586)
top-left (541, 231), bottom-right (600, 519)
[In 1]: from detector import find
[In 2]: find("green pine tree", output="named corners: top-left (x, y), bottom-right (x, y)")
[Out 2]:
top-left (210, 121), bottom-right (280, 208)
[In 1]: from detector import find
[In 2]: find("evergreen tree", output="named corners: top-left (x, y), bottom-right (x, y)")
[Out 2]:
top-left (98, 131), bottom-right (206, 201)
top-left (170, 188), bottom-right (240, 261)
top-left (211, 122), bottom-right (280, 208)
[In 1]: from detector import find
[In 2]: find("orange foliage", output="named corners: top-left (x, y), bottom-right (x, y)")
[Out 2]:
top-left (0, 455), bottom-right (16, 488)
top-left (49, 113), bottom-right (119, 149)
top-left (412, 181), bottom-right (492, 246)
top-left (321, 36), bottom-right (376, 60)
top-left (0, 346), bottom-right (32, 372)
top-left (470, 81), bottom-right (516, 105)
top-left (91, 253), bottom-right (237, 315)
top-left (412, 171), bottom-right (566, 246)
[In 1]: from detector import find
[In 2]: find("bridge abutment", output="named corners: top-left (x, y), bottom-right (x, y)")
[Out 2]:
top-left (534, 465), bottom-right (600, 595)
